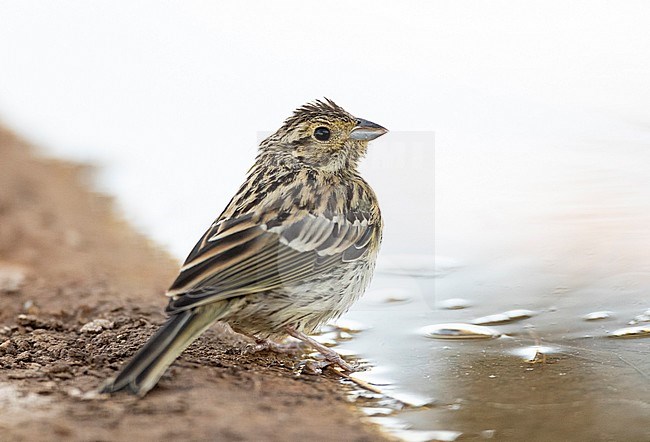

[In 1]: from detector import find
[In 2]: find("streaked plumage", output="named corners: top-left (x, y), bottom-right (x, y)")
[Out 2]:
top-left (100, 99), bottom-right (387, 396)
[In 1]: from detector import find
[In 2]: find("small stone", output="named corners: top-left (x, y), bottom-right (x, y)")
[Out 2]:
top-left (17, 314), bottom-right (52, 329)
top-left (15, 351), bottom-right (32, 362)
top-left (67, 387), bottom-right (83, 398)
top-left (80, 319), bottom-right (114, 333)
top-left (299, 360), bottom-right (325, 375)
top-left (65, 388), bottom-right (99, 400)
top-left (0, 339), bottom-right (15, 355)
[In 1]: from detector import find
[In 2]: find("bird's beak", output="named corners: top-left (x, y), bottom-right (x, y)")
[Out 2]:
top-left (350, 118), bottom-right (388, 141)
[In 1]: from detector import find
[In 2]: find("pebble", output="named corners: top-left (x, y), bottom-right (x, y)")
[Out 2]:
top-left (80, 319), bottom-right (114, 334)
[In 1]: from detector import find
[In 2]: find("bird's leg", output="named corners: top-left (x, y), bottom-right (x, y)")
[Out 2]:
top-left (252, 337), bottom-right (305, 354)
top-left (285, 326), bottom-right (355, 372)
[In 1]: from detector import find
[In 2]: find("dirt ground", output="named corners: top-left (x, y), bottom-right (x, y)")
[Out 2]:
top-left (0, 126), bottom-right (389, 441)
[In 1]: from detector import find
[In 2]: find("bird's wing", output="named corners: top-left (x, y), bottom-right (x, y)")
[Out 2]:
top-left (165, 210), bottom-right (378, 313)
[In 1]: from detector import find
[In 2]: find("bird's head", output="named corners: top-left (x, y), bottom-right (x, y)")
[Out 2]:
top-left (260, 99), bottom-right (388, 173)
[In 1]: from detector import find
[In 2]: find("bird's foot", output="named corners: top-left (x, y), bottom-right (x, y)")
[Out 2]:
top-left (285, 326), bottom-right (357, 373)
top-left (249, 337), bottom-right (305, 355)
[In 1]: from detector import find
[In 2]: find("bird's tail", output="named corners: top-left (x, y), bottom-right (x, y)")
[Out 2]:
top-left (99, 307), bottom-right (219, 397)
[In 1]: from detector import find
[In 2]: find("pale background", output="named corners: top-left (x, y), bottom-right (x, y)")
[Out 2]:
top-left (1, 1), bottom-right (649, 263)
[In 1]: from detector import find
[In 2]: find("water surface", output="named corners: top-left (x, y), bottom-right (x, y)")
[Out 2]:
top-left (339, 139), bottom-right (650, 441)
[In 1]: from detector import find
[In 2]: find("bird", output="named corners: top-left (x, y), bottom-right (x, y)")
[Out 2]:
top-left (100, 99), bottom-right (388, 396)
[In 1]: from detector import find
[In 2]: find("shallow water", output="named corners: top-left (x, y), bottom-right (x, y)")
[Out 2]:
top-left (336, 140), bottom-right (650, 440)
top-left (341, 271), bottom-right (650, 441)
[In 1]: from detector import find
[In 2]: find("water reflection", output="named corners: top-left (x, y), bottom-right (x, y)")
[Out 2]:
top-left (398, 339), bottom-right (650, 441)
top-left (339, 204), bottom-right (650, 441)
top-left (349, 136), bottom-right (650, 439)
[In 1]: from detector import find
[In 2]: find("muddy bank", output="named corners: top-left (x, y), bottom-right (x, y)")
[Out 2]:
top-left (0, 126), bottom-right (388, 441)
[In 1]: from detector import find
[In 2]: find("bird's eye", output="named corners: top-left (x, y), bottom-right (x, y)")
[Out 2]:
top-left (313, 126), bottom-right (331, 141)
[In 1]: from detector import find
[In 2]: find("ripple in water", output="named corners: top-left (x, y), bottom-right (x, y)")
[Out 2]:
top-left (328, 318), bottom-right (370, 332)
top-left (608, 325), bottom-right (650, 338)
top-left (628, 309), bottom-right (650, 325)
top-left (388, 391), bottom-right (436, 408)
top-left (366, 287), bottom-right (413, 305)
top-left (582, 311), bottom-right (613, 321)
top-left (438, 298), bottom-right (472, 310)
top-left (471, 309), bottom-right (537, 325)
top-left (421, 323), bottom-right (501, 339)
